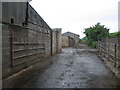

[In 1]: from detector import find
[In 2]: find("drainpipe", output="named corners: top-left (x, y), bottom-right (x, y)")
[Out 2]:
top-left (25, 2), bottom-right (29, 25)
top-left (25, 0), bottom-right (32, 25)
top-left (9, 25), bottom-right (13, 66)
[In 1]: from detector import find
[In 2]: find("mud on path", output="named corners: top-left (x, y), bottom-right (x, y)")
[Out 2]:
top-left (23, 48), bottom-right (120, 88)
top-left (4, 45), bottom-right (120, 88)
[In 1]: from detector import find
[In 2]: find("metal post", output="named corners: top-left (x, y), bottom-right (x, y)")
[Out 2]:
top-left (108, 43), bottom-right (110, 61)
top-left (9, 25), bottom-right (13, 66)
top-left (114, 44), bottom-right (117, 67)
top-left (51, 30), bottom-right (53, 56)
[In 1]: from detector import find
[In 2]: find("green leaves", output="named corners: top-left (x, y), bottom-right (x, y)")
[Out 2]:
top-left (108, 32), bottom-right (120, 37)
top-left (84, 23), bottom-right (109, 41)
top-left (83, 23), bottom-right (109, 48)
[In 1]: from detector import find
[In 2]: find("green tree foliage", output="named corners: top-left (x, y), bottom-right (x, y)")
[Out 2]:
top-left (80, 37), bottom-right (87, 44)
top-left (83, 23), bottom-right (109, 48)
top-left (108, 32), bottom-right (120, 37)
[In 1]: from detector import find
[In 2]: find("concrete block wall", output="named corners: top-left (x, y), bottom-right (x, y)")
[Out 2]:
top-left (54, 28), bottom-right (62, 52)
top-left (2, 22), bottom-right (51, 78)
top-left (27, 23), bottom-right (51, 57)
top-left (2, 2), bottom-right (62, 78)
top-left (62, 35), bottom-right (76, 47)
top-left (62, 32), bottom-right (79, 48)
top-left (52, 28), bottom-right (62, 55)
top-left (2, 24), bottom-right (11, 78)
top-left (28, 4), bottom-right (52, 57)
top-left (2, 2), bottom-right (52, 78)
top-left (62, 35), bottom-right (69, 47)
top-left (52, 31), bottom-right (57, 54)
top-left (98, 36), bottom-right (120, 78)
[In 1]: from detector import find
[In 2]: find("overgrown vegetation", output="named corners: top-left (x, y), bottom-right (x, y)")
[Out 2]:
top-left (80, 37), bottom-right (87, 44)
top-left (81, 23), bottom-right (120, 48)
top-left (82, 23), bottom-right (109, 48)
top-left (108, 32), bottom-right (120, 37)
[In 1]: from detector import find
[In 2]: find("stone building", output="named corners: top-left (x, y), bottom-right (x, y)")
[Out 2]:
top-left (62, 35), bottom-right (69, 47)
top-left (1, 2), bottom-right (61, 78)
top-left (62, 32), bottom-right (80, 47)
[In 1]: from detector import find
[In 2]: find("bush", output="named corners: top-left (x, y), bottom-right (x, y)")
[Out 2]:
top-left (91, 41), bottom-right (97, 48)
top-left (83, 23), bottom-right (109, 48)
top-left (108, 32), bottom-right (120, 37)
top-left (86, 40), bottom-right (97, 48)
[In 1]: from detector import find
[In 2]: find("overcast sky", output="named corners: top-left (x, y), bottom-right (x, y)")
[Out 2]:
top-left (30, 0), bottom-right (119, 38)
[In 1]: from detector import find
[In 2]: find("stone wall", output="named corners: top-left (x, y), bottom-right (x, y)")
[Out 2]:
top-left (62, 32), bottom-right (79, 47)
top-left (62, 35), bottom-right (69, 47)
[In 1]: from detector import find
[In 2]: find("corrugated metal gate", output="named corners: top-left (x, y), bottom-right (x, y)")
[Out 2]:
top-left (9, 25), bottom-right (45, 67)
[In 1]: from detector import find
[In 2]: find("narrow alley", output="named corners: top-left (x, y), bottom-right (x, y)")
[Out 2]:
top-left (1, 1), bottom-right (120, 89)
top-left (4, 45), bottom-right (120, 88)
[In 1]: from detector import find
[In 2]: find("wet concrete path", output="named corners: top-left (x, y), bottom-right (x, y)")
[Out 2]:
top-left (19, 47), bottom-right (120, 88)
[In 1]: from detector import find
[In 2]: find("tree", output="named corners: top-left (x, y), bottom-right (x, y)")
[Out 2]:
top-left (84, 23), bottom-right (109, 48)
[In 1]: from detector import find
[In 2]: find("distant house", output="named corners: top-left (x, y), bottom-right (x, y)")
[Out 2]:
top-left (62, 32), bottom-right (80, 47)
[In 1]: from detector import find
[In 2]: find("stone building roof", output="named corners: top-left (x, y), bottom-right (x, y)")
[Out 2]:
top-left (62, 32), bottom-right (79, 39)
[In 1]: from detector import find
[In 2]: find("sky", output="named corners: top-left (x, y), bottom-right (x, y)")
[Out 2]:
top-left (30, 0), bottom-right (119, 38)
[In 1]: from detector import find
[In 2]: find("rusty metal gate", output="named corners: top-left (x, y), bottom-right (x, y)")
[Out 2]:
top-left (9, 24), bottom-right (45, 67)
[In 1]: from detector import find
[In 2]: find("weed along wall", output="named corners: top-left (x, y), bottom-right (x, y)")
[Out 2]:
top-left (2, 2), bottom-right (61, 78)
top-left (98, 36), bottom-right (120, 78)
